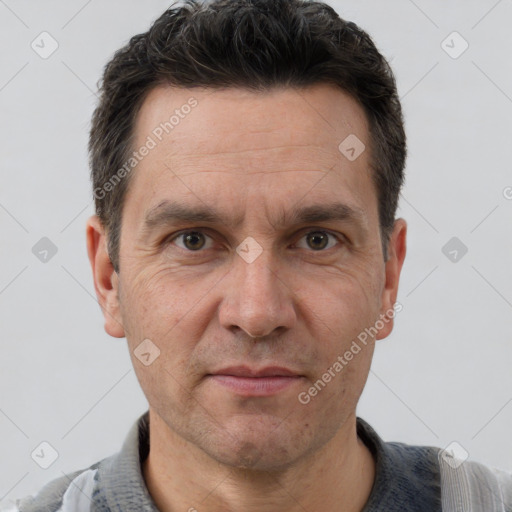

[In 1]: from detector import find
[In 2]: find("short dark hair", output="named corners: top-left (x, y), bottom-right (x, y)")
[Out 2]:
top-left (89, 0), bottom-right (406, 273)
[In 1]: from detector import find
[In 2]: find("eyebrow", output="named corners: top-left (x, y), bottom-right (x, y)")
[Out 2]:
top-left (141, 199), bottom-right (367, 236)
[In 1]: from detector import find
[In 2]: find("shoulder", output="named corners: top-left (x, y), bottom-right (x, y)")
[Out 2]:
top-left (377, 440), bottom-right (512, 510)
top-left (357, 416), bottom-right (512, 511)
top-left (14, 462), bottom-right (103, 512)
top-left (439, 454), bottom-right (512, 510)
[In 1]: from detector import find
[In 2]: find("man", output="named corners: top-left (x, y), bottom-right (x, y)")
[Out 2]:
top-left (13, 0), bottom-right (512, 510)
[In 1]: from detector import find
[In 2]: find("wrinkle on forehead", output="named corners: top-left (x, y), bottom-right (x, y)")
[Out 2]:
top-left (160, 146), bottom-right (343, 179)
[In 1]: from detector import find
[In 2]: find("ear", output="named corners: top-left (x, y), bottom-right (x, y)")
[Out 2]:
top-left (376, 218), bottom-right (407, 340)
top-left (86, 215), bottom-right (125, 338)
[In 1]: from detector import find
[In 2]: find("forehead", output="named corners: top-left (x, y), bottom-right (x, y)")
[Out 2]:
top-left (125, 83), bottom-right (376, 228)
top-left (135, 83), bottom-right (368, 158)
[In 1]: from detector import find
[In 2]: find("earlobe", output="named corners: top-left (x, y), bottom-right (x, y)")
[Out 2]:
top-left (86, 215), bottom-right (125, 338)
top-left (376, 218), bottom-right (407, 341)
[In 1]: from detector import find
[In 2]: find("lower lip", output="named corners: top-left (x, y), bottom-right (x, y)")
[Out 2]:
top-left (209, 375), bottom-right (302, 396)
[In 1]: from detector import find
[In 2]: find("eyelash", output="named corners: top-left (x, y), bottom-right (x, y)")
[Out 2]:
top-left (165, 228), bottom-right (345, 255)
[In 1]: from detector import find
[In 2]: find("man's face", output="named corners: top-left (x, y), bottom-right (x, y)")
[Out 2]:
top-left (94, 84), bottom-right (405, 470)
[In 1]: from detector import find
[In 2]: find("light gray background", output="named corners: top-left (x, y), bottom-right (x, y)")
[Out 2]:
top-left (1, 0), bottom-right (511, 506)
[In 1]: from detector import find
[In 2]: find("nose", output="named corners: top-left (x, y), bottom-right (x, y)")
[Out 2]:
top-left (218, 246), bottom-right (297, 339)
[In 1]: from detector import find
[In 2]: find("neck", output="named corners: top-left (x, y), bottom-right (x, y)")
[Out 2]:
top-left (142, 410), bottom-right (376, 512)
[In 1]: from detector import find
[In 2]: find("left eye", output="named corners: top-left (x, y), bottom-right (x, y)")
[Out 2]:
top-left (168, 229), bottom-right (341, 252)
top-left (295, 230), bottom-right (340, 251)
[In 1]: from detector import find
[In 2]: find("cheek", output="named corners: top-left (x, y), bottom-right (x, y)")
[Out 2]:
top-left (120, 271), bottom-right (203, 413)
top-left (121, 265), bottom-right (200, 327)
top-left (291, 265), bottom-right (381, 394)
top-left (297, 263), bottom-right (381, 336)
top-left (120, 266), bottom-right (221, 371)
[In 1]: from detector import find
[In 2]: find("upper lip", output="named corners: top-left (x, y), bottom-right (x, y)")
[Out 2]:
top-left (210, 366), bottom-right (301, 377)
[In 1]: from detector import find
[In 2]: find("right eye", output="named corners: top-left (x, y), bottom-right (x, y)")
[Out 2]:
top-left (167, 230), bottom-right (215, 252)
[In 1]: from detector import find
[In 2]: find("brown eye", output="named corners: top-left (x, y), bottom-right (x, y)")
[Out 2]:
top-left (295, 230), bottom-right (340, 251)
top-left (173, 231), bottom-right (212, 251)
top-left (186, 232), bottom-right (206, 250)
top-left (306, 231), bottom-right (329, 250)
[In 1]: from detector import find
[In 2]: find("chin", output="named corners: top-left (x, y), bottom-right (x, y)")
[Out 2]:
top-left (198, 420), bottom-right (315, 472)
top-left (211, 441), bottom-right (295, 472)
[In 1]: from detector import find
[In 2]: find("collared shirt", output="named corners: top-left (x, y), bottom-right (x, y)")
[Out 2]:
top-left (14, 410), bottom-right (512, 511)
